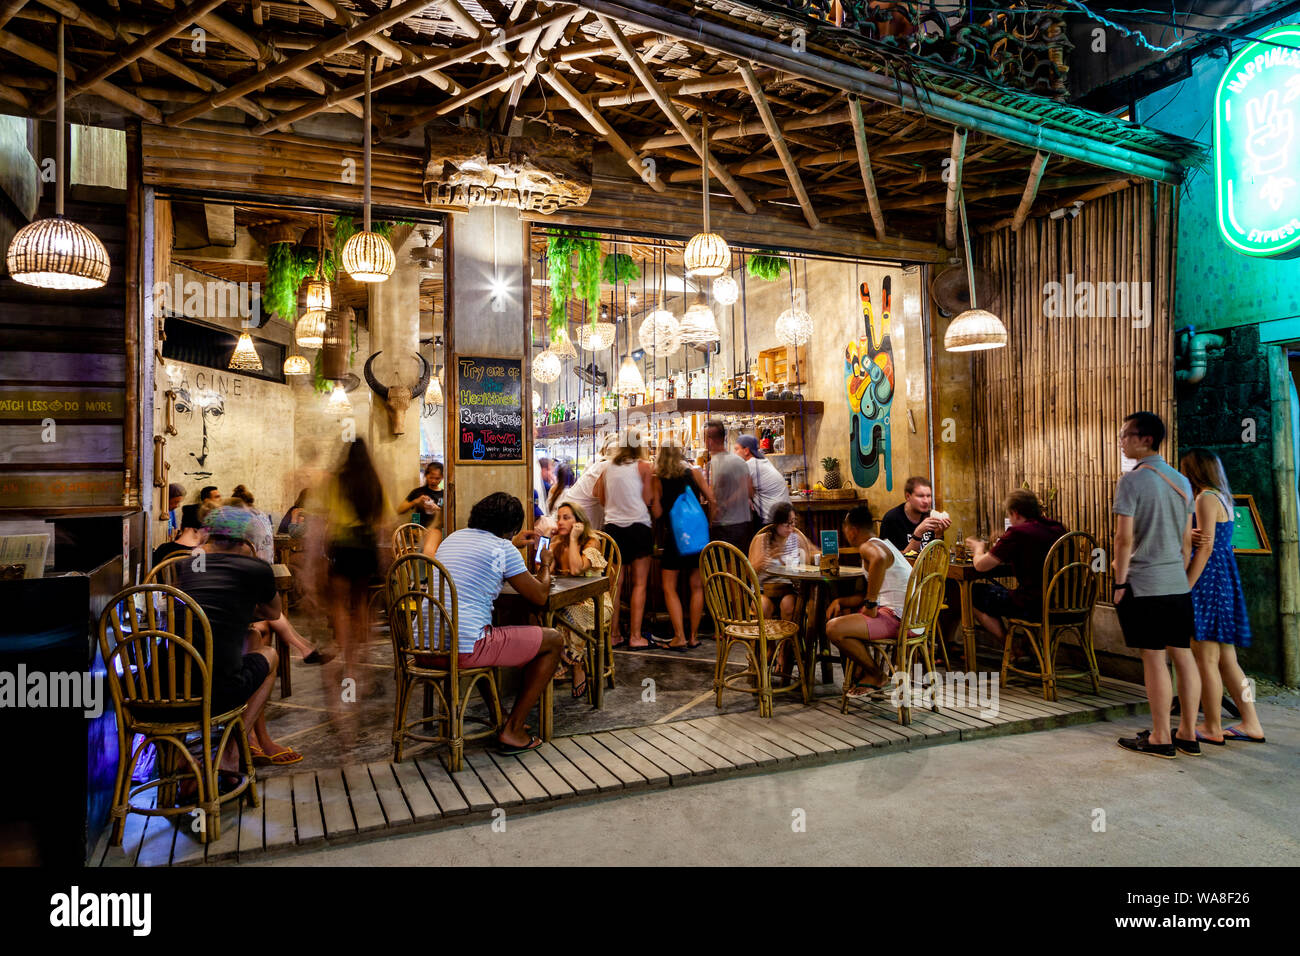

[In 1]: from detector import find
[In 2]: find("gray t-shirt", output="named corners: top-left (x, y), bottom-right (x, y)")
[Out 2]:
top-left (709, 451), bottom-right (751, 527)
top-left (1112, 454), bottom-right (1193, 596)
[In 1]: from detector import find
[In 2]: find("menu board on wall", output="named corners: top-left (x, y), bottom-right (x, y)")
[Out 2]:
top-left (455, 356), bottom-right (523, 464)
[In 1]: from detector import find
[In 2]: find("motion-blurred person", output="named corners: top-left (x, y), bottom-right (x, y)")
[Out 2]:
top-left (596, 429), bottom-right (655, 649)
top-left (651, 439), bottom-right (712, 650)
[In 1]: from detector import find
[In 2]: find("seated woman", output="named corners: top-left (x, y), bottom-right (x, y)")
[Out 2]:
top-left (547, 502), bottom-right (611, 698)
top-left (747, 502), bottom-right (813, 623)
top-left (825, 505), bottom-right (911, 697)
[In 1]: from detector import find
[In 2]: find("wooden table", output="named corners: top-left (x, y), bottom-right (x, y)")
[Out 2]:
top-left (769, 564), bottom-right (866, 685)
top-left (497, 574), bottom-right (611, 736)
top-left (945, 560), bottom-right (1016, 670)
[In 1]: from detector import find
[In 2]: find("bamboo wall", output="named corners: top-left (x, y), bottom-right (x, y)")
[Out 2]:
top-left (970, 183), bottom-right (1177, 590)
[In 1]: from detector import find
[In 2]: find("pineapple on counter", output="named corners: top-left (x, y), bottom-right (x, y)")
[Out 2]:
top-left (821, 457), bottom-right (843, 490)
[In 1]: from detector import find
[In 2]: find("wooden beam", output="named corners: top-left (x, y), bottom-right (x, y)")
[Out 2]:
top-left (636, 106), bottom-right (860, 150)
top-left (0, 0), bottom-right (29, 30)
top-left (499, 9), bottom-right (576, 129)
top-left (35, 0), bottom-right (228, 114)
top-left (979, 178), bottom-right (1140, 234)
top-left (442, 0), bottom-right (511, 68)
top-left (0, 28), bottom-right (162, 122)
top-left (943, 127), bottom-right (966, 249)
top-left (203, 201), bottom-right (234, 246)
top-left (848, 95), bottom-right (886, 242)
top-left (882, 173), bottom-right (1127, 211)
top-left (380, 69), bottom-right (525, 140)
top-left (597, 13), bottom-right (754, 214)
top-left (738, 60), bottom-right (817, 230)
top-left (537, 61), bottom-right (664, 192)
top-left (167, 0), bottom-right (439, 126)
top-left (298, 0), bottom-right (460, 96)
top-left (132, 42), bottom-right (273, 122)
top-left (0, 79), bottom-right (28, 106)
top-left (1011, 151), bottom-right (1049, 232)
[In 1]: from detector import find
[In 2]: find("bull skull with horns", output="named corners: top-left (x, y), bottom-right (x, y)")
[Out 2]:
top-left (363, 351), bottom-right (432, 436)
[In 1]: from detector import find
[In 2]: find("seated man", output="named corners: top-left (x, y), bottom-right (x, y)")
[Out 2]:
top-left (964, 489), bottom-right (1068, 643)
top-left (175, 506), bottom-right (286, 774)
top-left (878, 476), bottom-right (951, 553)
top-left (433, 492), bottom-right (563, 755)
top-left (154, 503), bottom-right (203, 565)
top-left (825, 505), bottom-right (913, 695)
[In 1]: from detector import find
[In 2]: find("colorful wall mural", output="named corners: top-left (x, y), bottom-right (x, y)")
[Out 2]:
top-left (845, 276), bottom-right (895, 491)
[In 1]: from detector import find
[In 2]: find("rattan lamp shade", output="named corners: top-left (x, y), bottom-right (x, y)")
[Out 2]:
top-left (321, 307), bottom-right (352, 379)
top-left (550, 326), bottom-right (577, 361)
top-left (341, 230), bottom-right (395, 282)
top-left (679, 299), bottom-right (721, 345)
top-left (712, 274), bottom-right (739, 305)
top-left (615, 356), bottom-right (645, 396)
top-left (6, 216), bottom-right (111, 290)
top-left (295, 310), bottom-right (326, 348)
top-left (638, 305), bottom-right (681, 357)
top-left (325, 381), bottom-right (352, 414)
top-left (944, 308), bottom-right (1007, 351)
top-left (283, 354), bottom-right (312, 375)
top-left (683, 232), bottom-right (730, 277)
top-left (532, 349), bottom-right (561, 383)
top-left (577, 321), bottom-right (617, 351)
top-left (229, 331), bottom-right (263, 371)
top-left (303, 278), bottom-right (331, 311)
top-left (775, 304), bottom-right (814, 346)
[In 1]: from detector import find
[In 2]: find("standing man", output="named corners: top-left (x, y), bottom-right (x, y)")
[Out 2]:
top-left (704, 420), bottom-right (753, 551)
top-left (1113, 411), bottom-right (1201, 758)
top-left (735, 434), bottom-right (792, 524)
top-left (397, 461), bottom-right (444, 528)
top-left (878, 476), bottom-right (951, 552)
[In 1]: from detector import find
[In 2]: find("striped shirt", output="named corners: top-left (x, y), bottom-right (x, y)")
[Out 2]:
top-left (433, 528), bottom-right (528, 651)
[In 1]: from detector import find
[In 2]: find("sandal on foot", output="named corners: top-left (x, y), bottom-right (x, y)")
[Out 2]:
top-left (249, 744), bottom-right (272, 767)
top-left (1195, 731), bottom-right (1226, 746)
top-left (571, 675), bottom-right (588, 699)
top-left (266, 747), bottom-right (303, 765)
top-left (1223, 726), bottom-right (1266, 743)
top-left (497, 735), bottom-right (543, 756)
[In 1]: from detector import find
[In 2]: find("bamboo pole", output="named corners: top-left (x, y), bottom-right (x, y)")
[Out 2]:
top-left (638, 106), bottom-right (855, 151)
top-left (537, 61), bottom-right (665, 192)
top-left (441, 0), bottom-right (512, 68)
top-left (598, 13), bottom-right (755, 214)
top-left (0, 79), bottom-right (27, 105)
top-left (499, 9), bottom-right (577, 128)
top-left (0, 28), bottom-right (161, 121)
top-left (298, 0), bottom-right (459, 95)
top-left (848, 95), bottom-right (886, 241)
top-left (379, 68), bottom-right (525, 140)
top-left (1010, 151), bottom-right (1049, 232)
top-left (134, 44), bottom-right (273, 121)
top-left (739, 60), bottom-right (818, 229)
top-left (944, 128), bottom-right (967, 249)
top-left (0, 0), bottom-right (27, 30)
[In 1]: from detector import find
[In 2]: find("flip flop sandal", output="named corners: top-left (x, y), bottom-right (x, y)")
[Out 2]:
top-left (1195, 731), bottom-right (1226, 746)
top-left (267, 748), bottom-right (304, 765)
top-left (249, 744), bottom-right (273, 767)
top-left (497, 735), bottom-right (543, 756)
top-left (1223, 726), bottom-right (1266, 743)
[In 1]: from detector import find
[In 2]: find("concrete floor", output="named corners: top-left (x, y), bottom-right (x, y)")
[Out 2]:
top-left (254, 697), bottom-right (1300, 868)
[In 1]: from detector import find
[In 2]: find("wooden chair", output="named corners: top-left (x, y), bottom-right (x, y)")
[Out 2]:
top-left (393, 522), bottom-right (425, 556)
top-left (842, 540), bottom-right (949, 724)
top-left (1001, 531), bottom-right (1101, 701)
top-left (98, 583), bottom-right (258, 846)
top-left (386, 552), bottom-right (504, 770)
top-left (142, 552), bottom-right (190, 585)
top-left (582, 531), bottom-right (621, 696)
top-left (700, 540), bottom-right (810, 718)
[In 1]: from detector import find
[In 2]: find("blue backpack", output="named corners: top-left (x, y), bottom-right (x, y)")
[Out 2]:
top-left (669, 482), bottom-right (709, 556)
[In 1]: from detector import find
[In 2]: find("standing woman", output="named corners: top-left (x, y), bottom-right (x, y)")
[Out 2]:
top-left (1179, 450), bottom-right (1266, 744)
top-left (546, 462), bottom-right (576, 518)
top-left (548, 502), bottom-right (610, 697)
top-left (325, 440), bottom-right (388, 682)
top-left (595, 429), bottom-right (655, 649)
top-left (652, 440), bottom-right (712, 649)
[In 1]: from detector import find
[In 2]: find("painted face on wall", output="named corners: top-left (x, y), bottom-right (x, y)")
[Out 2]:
top-left (174, 387), bottom-right (225, 479)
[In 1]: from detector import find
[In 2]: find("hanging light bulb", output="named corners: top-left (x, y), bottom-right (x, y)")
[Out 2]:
top-left (533, 349), bottom-right (561, 383)
top-left (638, 300), bottom-right (681, 357)
top-left (343, 53), bottom-right (394, 283)
top-left (283, 354), bottom-right (311, 376)
top-left (228, 331), bottom-right (263, 370)
top-left (628, 290), bottom-right (638, 308)
top-left (712, 274), bottom-right (739, 305)
top-left (550, 326), bottom-right (577, 361)
top-left (325, 381), bottom-right (352, 414)
top-left (775, 298), bottom-right (814, 347)
top-left (616, 356), bottom-right (645, 396)
top-left (5, 18), bottom-right (110, 290)
top-left (944, 188), bottom-right (1007, 352)
top-left (679, 297), bottom-right (721, 346)
top-left (683, 115), bottom-right (730, 278)
top-left (295, 311), bottom-right (326, 348)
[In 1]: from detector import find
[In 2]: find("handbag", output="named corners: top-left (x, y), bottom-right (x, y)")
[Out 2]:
top-left (669, 483), bottom-right (710, 556)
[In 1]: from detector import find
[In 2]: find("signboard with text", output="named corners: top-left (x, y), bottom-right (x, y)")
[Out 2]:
top-left (1214, 24), bottom-right (1300, 259)
top-left (455, 355), bottom-right (523, 464)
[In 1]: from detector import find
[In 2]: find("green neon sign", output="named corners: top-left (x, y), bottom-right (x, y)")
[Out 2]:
top-left (1214, 24), bottom-right (1300, 259)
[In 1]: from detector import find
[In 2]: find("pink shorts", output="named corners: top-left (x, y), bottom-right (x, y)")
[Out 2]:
top-left (459, 625), bottom-right (544, 667)
top-left (857, 607), bottom-right (902, 641)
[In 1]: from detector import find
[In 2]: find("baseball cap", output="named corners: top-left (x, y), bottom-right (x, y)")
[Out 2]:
top-left (736, 434), bottom-right (765, 459)
top-left (202, 505), bottom-right (260, 546)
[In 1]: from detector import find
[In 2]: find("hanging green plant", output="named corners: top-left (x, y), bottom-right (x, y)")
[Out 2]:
top-left (263, 242), bottom-right (300, 322)
top-left (546, 232), bottom-right (601, 334)
top-left (576, 235), bottom-right (601, 314)
top-left (295, 246), bottom-right (337, 284)
top-left (746, 254), bottom-right (791, 281)
top-left (333, 215), bottom-right (356, 255)
top-left (312, 351), bottom-right (332, 395)
top-left (600, 252), bottom-right (639, 286)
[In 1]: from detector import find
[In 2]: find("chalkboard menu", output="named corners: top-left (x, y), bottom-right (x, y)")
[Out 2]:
top-left (455, 355), bottom-right (524, 463)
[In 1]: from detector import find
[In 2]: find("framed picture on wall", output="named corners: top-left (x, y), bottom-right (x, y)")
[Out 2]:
top-left (1230, 494), bottom-right (1270, 555)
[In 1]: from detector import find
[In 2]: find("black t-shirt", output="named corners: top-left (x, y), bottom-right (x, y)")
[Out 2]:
top-left (879, 503), bottom-right (936, 552)
top-left (404, 484), bottom-right (443, 526)
top-left (176, 553), bottom-right (276, 689)
top-left (152, 541), bottom-right (193, 566)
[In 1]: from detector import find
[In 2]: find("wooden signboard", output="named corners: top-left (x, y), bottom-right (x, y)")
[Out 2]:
top-left (455, 356), bottom-right (523, 464)
top-left (1231, 494), bottom-right (1270, 555)
top-left (0, 472), bottom-right (124, 508)
top-left (0, 387), bottom-right (124, 420)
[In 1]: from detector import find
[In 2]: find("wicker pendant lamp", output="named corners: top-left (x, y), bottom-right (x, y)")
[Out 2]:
top-left (229, 331), bottom-right (263, 371)
top-left (283, 353), bottom-right (311, 376)
top-left (615, 356), bottom-right (645, 396)
top-left (342, 54), bottom-right (395, 282)
top-left (5, 17), bottom-right (110, 290)
top-left (550, 325), bottom-right (577, 361)
top-left (680, 297), bottom-right (720, 346)
top-left (712, 274), bottom-right (739, 305)
top-left (683, 116), bottom-right (730, 278)
top-left (325, 381), bottom-right (352, 414)
top-left (532, 348), bottom-right (561, 383)
top-left (944, 190), bottom-right (1007, 352)
top-left (425, 335), bottom-right (443, 405)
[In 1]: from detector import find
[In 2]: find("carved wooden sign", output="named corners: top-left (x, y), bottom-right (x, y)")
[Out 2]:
top-left (423, 128), bottom-right (592, 214)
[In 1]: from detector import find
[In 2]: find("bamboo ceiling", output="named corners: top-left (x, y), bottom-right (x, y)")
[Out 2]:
top-left (0, 0), bottom-right (1205, 245)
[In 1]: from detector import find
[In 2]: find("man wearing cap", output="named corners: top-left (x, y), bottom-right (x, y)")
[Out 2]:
top-left (734, 434), bottom-right (792, 524)
top-left (167, 482), bottom-right (185, 538)
top-left (176, 506), bottom-right (295, 769)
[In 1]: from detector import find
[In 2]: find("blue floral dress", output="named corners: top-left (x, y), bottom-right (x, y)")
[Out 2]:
top-left (1190, 491), bottom-right (1252, 647)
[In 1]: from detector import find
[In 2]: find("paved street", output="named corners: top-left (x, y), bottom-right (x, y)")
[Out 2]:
top-left (257, 698), bottom-right (1300, 867)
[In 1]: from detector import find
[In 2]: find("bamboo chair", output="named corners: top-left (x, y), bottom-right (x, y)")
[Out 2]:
top-left (142, 552), bottom-right (192, 585)
top-left (700, 541), bottom-right (810, 718)
top-left (386, 552), bottom-right (504, 770)
top-left (581, 531), bottom-right (621, 694)
top-left (842, 540), bottom-right (949, 724)
top-left (98, 583), bottom-right (258, 846)
top-left (912, 542), bottom-right (953, 671)
top-left (392, 522), bottom-right (425, 556)
top-left (1001, 531), bottom-right (1101, 701)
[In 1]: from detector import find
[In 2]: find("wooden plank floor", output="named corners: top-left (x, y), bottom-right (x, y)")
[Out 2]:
top-left (96, 678), bottom-right (1148, 866)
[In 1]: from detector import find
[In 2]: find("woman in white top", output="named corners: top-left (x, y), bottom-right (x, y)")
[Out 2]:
top-left (825, 503), bottom-right (913, 697)
top-left (595, 429), bottom-right (655, 649)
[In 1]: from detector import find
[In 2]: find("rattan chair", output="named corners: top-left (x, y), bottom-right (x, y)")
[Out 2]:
top-left (842, 540), bottom-right (949, 724)
top-left (700, 540), bottom-right (810, 718)
top-left (587, 530), bottom-right (622, 692)
top-left (99, 583), bottom-right (258, 846)
top-left (393, 522), bottom-right (425, 556)
top-left (387, 552), bottom-right (504, 770)
top-left (1001, 531), bottom-right (1101, 701)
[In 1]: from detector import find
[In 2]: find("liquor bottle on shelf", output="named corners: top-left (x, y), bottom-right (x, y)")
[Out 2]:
top-left (667, 375), bottom-right (676, 399)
